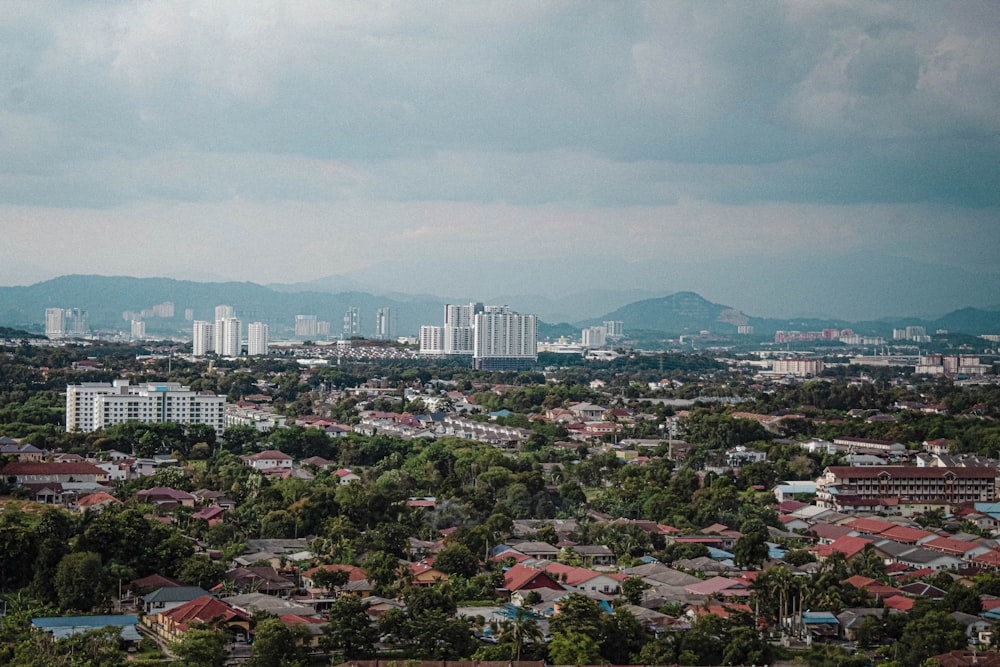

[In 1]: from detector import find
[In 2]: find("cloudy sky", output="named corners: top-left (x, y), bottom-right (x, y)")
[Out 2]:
top-left (2, 1), bottom-right (998, 318)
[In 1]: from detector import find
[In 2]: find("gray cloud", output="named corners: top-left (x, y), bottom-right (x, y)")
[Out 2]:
top-left (0, 1), bottom-right (998, 312)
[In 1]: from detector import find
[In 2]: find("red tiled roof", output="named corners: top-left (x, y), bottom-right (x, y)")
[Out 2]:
top-left (76, 491), bottom-right (122, 507)
top-left (923, 536), bottom-right (983, 556)
top-left (847, 518), bottom-right (897, 534)
top-left (883, 595), bottom-right (914, 611)
top-left (162, 595), bottom-right (249, 626)
top-left (880, 525), bottom-right (934, 544)
top-left (502, 564), bottom-right (563, 592)
top-left (815, 536), bottom-right (872, 559)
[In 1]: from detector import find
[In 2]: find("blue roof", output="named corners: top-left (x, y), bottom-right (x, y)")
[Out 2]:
top-left (33, 615), bottom-right (141, 642)
top-left (490, 409), bottom-right (513, 417)
top-left (802, 611), bottom-right (839, 624)
top-left (707, 547), bottom-right (734, 560)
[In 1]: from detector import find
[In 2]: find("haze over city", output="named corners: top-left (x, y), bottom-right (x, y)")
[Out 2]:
top-left (2, 2), bottom-right (999, 320)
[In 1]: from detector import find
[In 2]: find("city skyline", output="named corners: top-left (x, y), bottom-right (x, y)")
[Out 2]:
top-left (1, 3), bottom-right (998, 320)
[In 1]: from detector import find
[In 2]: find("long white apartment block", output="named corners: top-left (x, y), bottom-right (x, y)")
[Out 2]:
top-left (65, 380), bottom-right (225, 433)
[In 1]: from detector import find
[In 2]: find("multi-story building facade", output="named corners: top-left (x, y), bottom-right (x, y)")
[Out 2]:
top-left (131, 320), bottom-right (146, 341)
top-left (581, 326), bottom-right (606, 348)
top-left (65, 380), bottom-right (225, 433)
top-left (247, 322), bottom-right (268, 356)
top-left (217, 317), bottom-right (241, 357)
top-left (419, 326), bottom-right (445, 354)
top-left (473, 306), bottom-right (537, 370)
top-left (295, 315), bottom-right (318, 338)
top-left (192, 320), bottom-right (215, 356)
top-left (375, 307), bottom-right (392, 340)
top-left (603, 320), bottom-right (624, 339)
top-left (817, 466), bottom-right (996, 510)
top-left (772, 357), bottom-right (824, 376)
top-left (45, 308), bottom-right (66, 338)
top-left (343, 307), bottom-right (361, 337)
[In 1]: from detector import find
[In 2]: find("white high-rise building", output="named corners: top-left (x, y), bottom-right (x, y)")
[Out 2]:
top-left (472, 306), bottom-right (537, 370)
top-left (65, 308), bottom-right (88, 336)
top-left (131, 320), bottom-right (146, 341)
top-left (419, 326), bottom-right (445, 354)
top-left (45, 308), bottom-right (66, 338)
top-left (603, 320), bottom-right (624, 339)
top-left (192, 321), bottom-right (215, 356)
top-left (343, 307), bottom-right (361, 337)
top-left (65, 380), bottom-right (225, 433)
top-left (375, 307), bottom-right (392, 339)
top-left (295, 315), bottom-right (318, 338)
top-left (581, 326), bottom-right (606, 348)
top-left (214, 304), bottom-right (235, 321)
top-left (217, 317), bottom-right (242, 357)
top-left (247, 322), bottom-right (269, 356)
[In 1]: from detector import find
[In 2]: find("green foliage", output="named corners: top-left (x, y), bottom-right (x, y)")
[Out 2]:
top-left (548, 631), bottom-right (602, 665)
top-left (54, 551), bottom-right (108, 611)
top-left (248, 617), bottom-right (307, 667)
top-left (323, 593), bottom-right (378, 659)
top-left (434, 542), bottom-right (480, 578)
top-left (170, 626), bottom-right (227, 667)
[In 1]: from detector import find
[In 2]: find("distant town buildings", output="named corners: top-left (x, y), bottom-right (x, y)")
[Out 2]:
top-left (915, 354), bottom-right (988, 376)
top-left (894, 325), bottom-right (930, 343)
top-left (65, 380), bottom-right (225, 433)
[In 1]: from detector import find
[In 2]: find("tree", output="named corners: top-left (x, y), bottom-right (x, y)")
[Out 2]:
top-left (733, 526), bottom-right (769, 570)
top-left (722, 625), bottom-right (772, 666)
top-left (248, 617), bottom-right (307, 667)
top-left (855, 615), bottom-right (883, 649)
top-left (942, 583), bottom-right (983, 615)
top-left (548, 593), bottom-right (604, 637)
top-left (548, 631), bottom-right (601, 665)
top-left (497, 605), bottom-right (543, 661)
top-left (896, 611), bottom-right (966, 666)
top-left (178, 556), bottom-right (228, 590)
top-left (312, 567), bottom-right (350, 594)
top-left (170, 626), bottom-right (227, 667)
top-left (55, 551), bottom-right (107, 611)
top-left (435, 542), bottom-right (481, 578)
top-left (324, 594), bottom-right (378, 659)
top-left (621, 575), bottom-right (651, 605)
top-left (363, 550), bottom-right (401, 593)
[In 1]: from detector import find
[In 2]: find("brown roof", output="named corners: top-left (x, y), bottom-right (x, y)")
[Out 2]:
top-left (2, 462), bottom-right (106, 476)
top-left (826, 466), bottom-right (996, 479)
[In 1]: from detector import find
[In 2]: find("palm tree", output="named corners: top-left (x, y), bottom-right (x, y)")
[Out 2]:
top-left (499, 605), bottom-right (543, 660)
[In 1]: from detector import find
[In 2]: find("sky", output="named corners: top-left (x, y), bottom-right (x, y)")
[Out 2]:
top-left (1, 1), bottom-right (999, 319)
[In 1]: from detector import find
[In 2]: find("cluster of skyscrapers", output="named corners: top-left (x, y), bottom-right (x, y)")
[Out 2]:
top-left (420, 303), bottom-right (537, 370)
top-left (192, 305), bottom-right (269, 357)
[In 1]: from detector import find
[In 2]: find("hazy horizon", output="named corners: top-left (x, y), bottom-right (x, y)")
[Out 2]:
top-left (2, 3), bottom-right (998, 319)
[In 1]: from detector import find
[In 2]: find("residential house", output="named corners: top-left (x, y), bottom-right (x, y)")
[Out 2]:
top-left (145, 595), bottom-right (250, 643)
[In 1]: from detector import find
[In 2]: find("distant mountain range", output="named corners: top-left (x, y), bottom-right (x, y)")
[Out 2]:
top-left (1, 275), bottom-right (998, 340)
